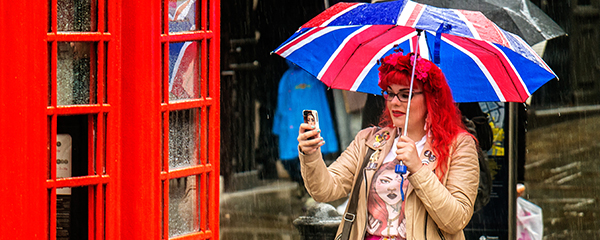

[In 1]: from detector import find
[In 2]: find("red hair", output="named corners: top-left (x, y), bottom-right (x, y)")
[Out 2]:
top-left (377, 52), bottom-right (467, 181)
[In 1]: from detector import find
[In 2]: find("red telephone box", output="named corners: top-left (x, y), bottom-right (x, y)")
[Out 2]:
top-left (0, 0), bottom-right (220, 239)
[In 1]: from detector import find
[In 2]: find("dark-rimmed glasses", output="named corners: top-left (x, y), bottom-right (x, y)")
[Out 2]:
top-left (381, 90), bottom-right (423, 102)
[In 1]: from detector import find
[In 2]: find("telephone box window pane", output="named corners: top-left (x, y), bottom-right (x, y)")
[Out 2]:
top-left (57, 134), bottom-right (73, 179)
top-left (57, 42), bottom-right (97, 105)
top-left (56, 186), bottom-right (89, 240)
top-left (169, 176), bottom-right (198, 237)
top-left (168, 0), bottom-right (197, 33)
top-left (168, 41), bottom-right (200, 101)
top-left (57, 0), bottom-right (96, 32)
top-left (57, 115), bottom-right (90, 178)
top-left (169, 109), bottom-right (199, 169)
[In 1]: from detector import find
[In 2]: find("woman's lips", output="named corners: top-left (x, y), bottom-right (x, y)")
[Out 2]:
top-left (387, 193), bottom-right (398, 199)
top-left (392, 110), bottom-right (404, 118)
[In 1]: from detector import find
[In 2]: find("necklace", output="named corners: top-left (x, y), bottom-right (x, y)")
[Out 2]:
top-left (385, 210), bottom-right (401, 238)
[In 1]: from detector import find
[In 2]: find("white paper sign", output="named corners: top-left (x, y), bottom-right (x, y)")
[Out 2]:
top-left (56, 134), bottom-right (72, 195)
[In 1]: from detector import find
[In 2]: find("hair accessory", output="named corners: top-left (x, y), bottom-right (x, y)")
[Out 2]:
top-left (378, 50), bottom-right (432, 82)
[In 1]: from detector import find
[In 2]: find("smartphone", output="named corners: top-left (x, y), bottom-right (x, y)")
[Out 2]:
top-left (303, 110), bottom-right (320, 140)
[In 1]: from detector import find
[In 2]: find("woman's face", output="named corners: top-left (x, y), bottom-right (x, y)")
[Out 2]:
top-left (375, 168), bottom-right (403, 205)
top-left (307, 115), bottom-right (315, 126)
top-left (386, 84), bottom-right (427, 133)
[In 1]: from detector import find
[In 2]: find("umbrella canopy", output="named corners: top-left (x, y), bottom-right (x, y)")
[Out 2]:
top-left (412, 0), bottom-right (566, 46)
top-left (273, 0), bottom-right (557, 103)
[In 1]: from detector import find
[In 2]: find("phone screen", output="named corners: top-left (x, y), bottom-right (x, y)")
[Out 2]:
top-left (303, 110), bottom-right (320, 139)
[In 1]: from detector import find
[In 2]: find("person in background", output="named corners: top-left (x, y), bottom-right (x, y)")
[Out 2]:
top-left (273, 60), bottom-right (339, 192)
top-left (297, 51), bottom-right (479, 240)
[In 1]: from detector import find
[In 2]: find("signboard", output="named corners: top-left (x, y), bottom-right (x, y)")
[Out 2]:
top-left (56, 134), bottom-right (72, 195)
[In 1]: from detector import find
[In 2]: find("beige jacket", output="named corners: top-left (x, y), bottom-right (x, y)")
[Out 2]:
top-left (299, 127), bottom-right (479, 240)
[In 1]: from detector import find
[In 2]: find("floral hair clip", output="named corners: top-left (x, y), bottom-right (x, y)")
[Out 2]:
top-left (378, 47), bottom-right (432, 82)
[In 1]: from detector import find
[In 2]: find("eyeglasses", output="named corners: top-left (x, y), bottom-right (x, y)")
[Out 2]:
top-left (381, 90), bottom-right (423, 102)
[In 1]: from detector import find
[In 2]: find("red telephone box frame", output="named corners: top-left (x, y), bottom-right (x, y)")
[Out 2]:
top-left (0, 0), bottom-right (219, 239)
top-left (45, 0), bottom-right (122, 239)
top-left (121, 0), bottom-right (220, 239)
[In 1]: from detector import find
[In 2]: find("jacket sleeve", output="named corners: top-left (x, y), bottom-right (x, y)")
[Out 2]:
top-left (408, 133), bottom-right (479, 234)
top-left (299, 128), bottom-right (373, 203)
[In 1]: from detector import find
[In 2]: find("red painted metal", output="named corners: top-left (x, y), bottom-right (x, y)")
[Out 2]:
top-left (0, 1), bottom-right (47, 238)
top-left (121, 0), bottom-right (162, 238)
top-left (44, 0), bottom-right (120, 239)
top-left (1, 0), bottom-right (218, 238)
top-left (208, 0), bottom-right (221, 236)
top-left (154, 0), bottom-right (220, 238)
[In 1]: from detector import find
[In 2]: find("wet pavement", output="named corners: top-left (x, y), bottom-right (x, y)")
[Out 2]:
top-left (525, 114), bottom-right (600, 239)
top-left (219, 180), bottom-right (306, 240)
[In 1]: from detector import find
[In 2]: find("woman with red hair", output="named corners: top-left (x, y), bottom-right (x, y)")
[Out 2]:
top-left (297, 51), bottom-right (479, 240)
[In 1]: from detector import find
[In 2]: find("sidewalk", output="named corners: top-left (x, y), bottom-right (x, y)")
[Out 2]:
top-left (220, 180), bottom-right (305, 240)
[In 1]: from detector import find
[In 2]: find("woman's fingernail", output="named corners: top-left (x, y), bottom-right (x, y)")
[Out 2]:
top-left (320, 137), bottom-right (324, 141)
top-left (320, 141), bottom-right (326, 145)
top-left (311, 125), bottom-right (315, 129)
top-left (317, 129), bottom-right (321, 133)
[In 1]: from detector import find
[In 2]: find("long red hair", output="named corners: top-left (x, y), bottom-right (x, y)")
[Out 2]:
top-left (377, 52), bottom-right (467, 181)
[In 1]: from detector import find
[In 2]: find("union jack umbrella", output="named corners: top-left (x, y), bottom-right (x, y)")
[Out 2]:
top-left (272, 0), bottom-right (557, 103)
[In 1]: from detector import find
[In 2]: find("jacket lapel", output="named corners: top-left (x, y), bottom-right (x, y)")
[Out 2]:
top-left (364, 127), bottom-right (397, 192)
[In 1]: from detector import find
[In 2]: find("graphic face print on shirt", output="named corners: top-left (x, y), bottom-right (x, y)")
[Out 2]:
top-left (375, 168), bottom-right (403, 205)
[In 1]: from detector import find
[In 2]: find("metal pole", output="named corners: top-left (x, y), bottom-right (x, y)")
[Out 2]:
top-left (507, 102), bottom-right (518, 240)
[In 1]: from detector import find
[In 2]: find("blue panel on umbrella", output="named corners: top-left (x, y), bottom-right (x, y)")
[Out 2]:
top-left (423, 33), bottom-right (502, 102)
top-left (417, 7), bottom-right (475, 39)
top-left (284, 26), bottom-right (366, 80)
top-left (329, 1), bottom-right (404, 26)
top-left (495, 43), bottom-right (557, 96)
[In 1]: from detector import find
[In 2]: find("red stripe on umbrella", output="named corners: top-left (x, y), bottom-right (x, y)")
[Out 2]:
top-left (445, 34), bottom-right (529, 101)
top-left (404, 3), bottom-right (425, 27)
top-left (275, 28), bottom-right (320, 56)
top-left (333, 27), bottom-right (418, 91)
top-left (301, 2), bottom-right (364, 28)
top-left (457, 10), bottom-right (510, 47)
top-left (319, 25), bottom-right (391, 86)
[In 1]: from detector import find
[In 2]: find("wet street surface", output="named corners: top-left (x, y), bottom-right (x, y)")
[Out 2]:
top-left (220, 180), bottom-right (306, 240)
top-left (526, 114), bottom-right (600, 239)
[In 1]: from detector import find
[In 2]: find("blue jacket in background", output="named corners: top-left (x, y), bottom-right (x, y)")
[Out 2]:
top-left (273, 61), bottom-right (339, 160)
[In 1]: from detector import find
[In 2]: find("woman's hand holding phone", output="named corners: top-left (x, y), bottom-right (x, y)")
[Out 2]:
top-left (298, 123), bottom-right (324, 155)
